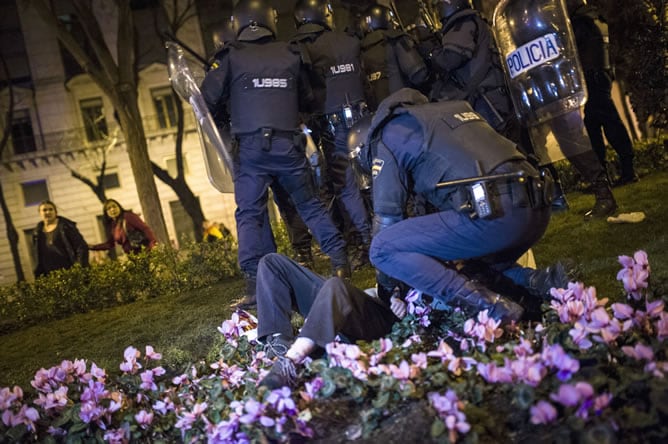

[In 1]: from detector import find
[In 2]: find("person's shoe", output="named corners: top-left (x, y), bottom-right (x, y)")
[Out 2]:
top-left (232, 275), bottom-right (257, 309)
top-left (527, 262), bottom-right (571, 301)
top-left (584, 178), bottom-right (617, 220)
top-left (259, 356), bottom-right (297, 390)
top-left (262, 334), bottom-right (292, 359)
top-left (613, 174), bottom-right (639, 187)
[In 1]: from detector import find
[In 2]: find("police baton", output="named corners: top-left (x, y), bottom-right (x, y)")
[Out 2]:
top-left (435, 170), bottom-right (528, 189)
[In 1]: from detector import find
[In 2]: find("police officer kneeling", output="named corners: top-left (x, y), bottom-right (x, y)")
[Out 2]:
top-left (348, 88), bottom-right (557, 324)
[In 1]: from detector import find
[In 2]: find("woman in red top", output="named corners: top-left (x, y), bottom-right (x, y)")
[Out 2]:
top-left (89, 199), bottom-right (157, 255)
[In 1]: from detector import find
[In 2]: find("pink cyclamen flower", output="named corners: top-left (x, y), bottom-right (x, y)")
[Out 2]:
top-left (530, 400), bottom-right (557, 424)
top-left (140, 370), bottom-right (157, 391)
top-left (145, 345), bottom-right (162, 360)
top-left (622, 343), bottom-right (654, 361)
top-left (617, 251), bottom-right (650, 300)
top-left (135, 410), bottom-right (154, 428)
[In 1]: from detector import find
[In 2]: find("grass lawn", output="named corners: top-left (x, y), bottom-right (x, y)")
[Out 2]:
top-left (0, 171), bottom-right (666, 390)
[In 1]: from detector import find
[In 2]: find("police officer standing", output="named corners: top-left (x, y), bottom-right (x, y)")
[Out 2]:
top-left (359, 4), bottom-right (430, 111)
top-left (568, 0), bottom-right (637, 186)
top-left (291, 0), bottom-right (373, 267)
top-left (201, 0), bottom-right (350, 308)
top-left (349, 88), bottom-right (561, 324)
top-left (429, 0), bottom-right (516, 137)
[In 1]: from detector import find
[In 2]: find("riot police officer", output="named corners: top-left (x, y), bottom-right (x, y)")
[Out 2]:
top-left (291, 0), bottom-right (373, 267)
top-left (201, 0), bottom-right (350, 308)
top-left (359, 4), bottom-right (430, 111)
top-left (493, 0), bottom-right (617, 219)
top-left (429, 0), bottom-right (516, 137)
top-left (568, 0), bottom-right (637, 186)
top-left (348, 88), bottom-right (558, 324)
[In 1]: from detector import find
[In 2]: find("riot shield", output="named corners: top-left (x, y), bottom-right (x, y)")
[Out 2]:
top-left (493, 0), bottom-right (592, 165)
top-left (166, 41), bottom-right (234, 193)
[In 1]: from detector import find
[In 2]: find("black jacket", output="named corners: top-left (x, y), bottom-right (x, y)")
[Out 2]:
top-left (33, 216), bottom-right (89, 277)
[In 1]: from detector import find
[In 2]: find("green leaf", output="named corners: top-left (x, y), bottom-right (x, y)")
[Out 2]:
top-left (372, 391), bottom-right (390, 409)
top-left (430, 418), bottom-right (446, 438)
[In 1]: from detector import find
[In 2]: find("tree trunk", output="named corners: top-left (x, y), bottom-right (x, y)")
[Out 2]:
top-left (0, 181), bottom-right (25, 281)
top-left (151, 163), bottom-right (205, 240)
top-left (115, 95), bottom-right (170, 245)
top-left (0, 52), bottom-right (24, 281)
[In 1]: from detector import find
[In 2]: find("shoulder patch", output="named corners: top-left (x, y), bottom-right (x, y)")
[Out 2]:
top-left (371, 158), bottom-right (384, 179)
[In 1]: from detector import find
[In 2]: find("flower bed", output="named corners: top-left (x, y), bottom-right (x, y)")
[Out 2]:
top-left (1, 251), bottom-right (666, 443)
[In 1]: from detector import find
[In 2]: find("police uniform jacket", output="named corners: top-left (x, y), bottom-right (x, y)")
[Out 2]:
top-left (292, 23), bottom-right (366, 115)
top-left (201, 37), bottom-right (310, 135)
top-left (430, 10), bottom-right (507, 104)
top-left (361, 29), bottom-right (429, 110)
top-left (366, 88), bottom-right (525, 227)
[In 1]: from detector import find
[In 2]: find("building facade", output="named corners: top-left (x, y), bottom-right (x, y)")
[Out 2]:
top-left (0, 0), bottom-right (238, 284)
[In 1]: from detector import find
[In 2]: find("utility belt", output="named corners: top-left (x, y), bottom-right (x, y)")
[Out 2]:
top-left (442, 168), bottom-right (554, 219)
top-left (326, 102), bottom-right (368, 130)
top-left (237, 127), bottom-right (303, 152)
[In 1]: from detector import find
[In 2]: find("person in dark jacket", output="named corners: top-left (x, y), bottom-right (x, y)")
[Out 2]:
top-left (567, 0), bottom-right (637, 186)
top-left (348, 89), bottom-right (567, 324)
top-left (89, 199), bottom-right (157, 255)
top-left (33, 200), bottom-right (89, 278)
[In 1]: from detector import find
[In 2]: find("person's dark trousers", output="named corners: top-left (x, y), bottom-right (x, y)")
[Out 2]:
top-left (583, 72), bottom-right (635, 180)
top-left (256, 253), bottom-right (325, 341)
top-left (256, 253), bottom-right (397, 348)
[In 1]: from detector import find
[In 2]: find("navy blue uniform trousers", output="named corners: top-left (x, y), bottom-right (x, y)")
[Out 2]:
top-left (370, 192), bottom-right (551, 307)
top-left (234, 133), bottom-right (346, 276)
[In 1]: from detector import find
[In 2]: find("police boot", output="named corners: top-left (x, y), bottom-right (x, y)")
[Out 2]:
top-left (294, 249), bottom-right (314, 269)
top-left (526, 262), bottom-right (573, 301)
top-left (447, 279), bottom-right (524, 324)
top-left (584, 177), bottom-right (617, 220)
top-left (351, 244), bottom-right (370, 270)
top-left (330, 250), bottom-right (351, 279)
top-left (233, 274), bottom-right (257, 310)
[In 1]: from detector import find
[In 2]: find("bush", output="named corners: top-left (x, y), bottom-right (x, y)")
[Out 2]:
top-left (0, 236), bottom-right (239, 335)
top-left (555, 135), bottom-right (667, 193)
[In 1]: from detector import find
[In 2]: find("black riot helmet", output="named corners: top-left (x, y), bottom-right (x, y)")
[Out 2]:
top-left (565, 0), bottom-right (587, 15)
top-left (294, 0), bottom-right (335, 30)
top-left (347, 114), bottom-right (374, 189)
top-left (360, 5), bottom-right (397, 35)
top-left (232, 0), bottom-right (278, 38)
top-left (212, 18), bottom-right (236, 51)
top-left (434, 0), bottom-right (472, 23)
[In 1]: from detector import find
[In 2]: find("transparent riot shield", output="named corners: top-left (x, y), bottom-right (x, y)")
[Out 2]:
top-left (493, 0), bottom-right (592, 165)
top-left (166, 41), bottom-right (234, 193)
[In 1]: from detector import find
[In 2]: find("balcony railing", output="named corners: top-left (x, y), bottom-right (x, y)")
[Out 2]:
top-left (1, 112), bottom-right (198, 165)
